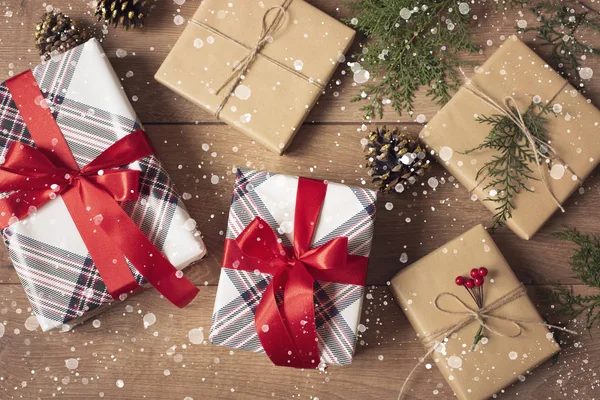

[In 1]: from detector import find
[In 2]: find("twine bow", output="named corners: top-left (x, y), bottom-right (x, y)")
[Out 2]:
top-left (398, 284), bottom-right (577, 399)
top-left (460, 69), bottom-right (582, 212)
top-left (214, 0), bottom-right (292, 118)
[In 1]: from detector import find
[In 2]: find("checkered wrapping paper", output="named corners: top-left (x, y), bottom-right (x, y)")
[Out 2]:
top-left (210, 169), bottom-right (377, 366)
top-left (0, 39), bottom-right (207, 332)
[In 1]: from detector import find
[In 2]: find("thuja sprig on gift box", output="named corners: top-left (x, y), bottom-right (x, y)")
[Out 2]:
top-left (462, 100), bottom-right (557, 231)
top-left (455, 267), bottom-right (489, 350)
top-left (517, 1), bottom-right (600, 89)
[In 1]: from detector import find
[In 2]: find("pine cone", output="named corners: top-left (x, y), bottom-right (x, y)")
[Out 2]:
top-left (96, 0), bottom-right (147, 30)
top-left (364, 126), bottom-right (431, 194)
top-left (34, 11), bottom-right (86, 61)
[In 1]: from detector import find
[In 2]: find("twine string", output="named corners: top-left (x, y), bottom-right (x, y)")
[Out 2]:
top-left (459, 68), bottom-right (583, 212)
top-left (397, 284), bottom-right (577, 399)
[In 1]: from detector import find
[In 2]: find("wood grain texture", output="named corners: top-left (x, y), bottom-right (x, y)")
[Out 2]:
top-left (0, 0), bottom-right (600, 399)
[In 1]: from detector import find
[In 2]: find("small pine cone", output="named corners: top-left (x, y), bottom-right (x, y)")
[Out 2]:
top-left (363, 126), bottom-right (431, 194)
top-left (96, 0), bottom-right (147, 30)
top-left (34, 11), bottom-right (87, 61)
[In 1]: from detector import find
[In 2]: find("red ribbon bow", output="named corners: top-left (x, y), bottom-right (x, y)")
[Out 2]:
top-left (223, 177), bottom-right (369, 368)
top-left (0, 71), bottom-right (199, 307)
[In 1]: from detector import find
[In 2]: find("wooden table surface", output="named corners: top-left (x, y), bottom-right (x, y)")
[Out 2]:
top-left (1, 1), bottom-right (600, 399)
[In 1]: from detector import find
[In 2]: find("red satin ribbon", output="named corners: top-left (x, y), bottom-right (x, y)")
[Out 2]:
top-left (222, 177), bottom-right (369, 368)
top-left (0, 70), bottom-right (199, 307)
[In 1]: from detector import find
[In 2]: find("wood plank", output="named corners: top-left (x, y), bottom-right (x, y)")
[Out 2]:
top-left (0, 284), bottom-right (597, 400)
top-left (0, 1), bottom-right (598, 124)
top-left (1, 124), bottom-right (599, 286)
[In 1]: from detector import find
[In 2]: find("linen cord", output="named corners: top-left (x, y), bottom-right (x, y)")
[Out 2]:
top-left (398, 284), bottom-right (577, 399)
top-left (189, 0), bottom-right (325, 119)
top-left (460, 69), bottom-right (582, 212)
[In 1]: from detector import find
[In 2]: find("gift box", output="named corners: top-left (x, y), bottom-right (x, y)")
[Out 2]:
top-left (0, 39), bottom-right (206, 332)
top-left (155, 0), bottom-right (355, 155)
top-left (420, 35), bottom-right (600, 239)
top-left (209, 169), bottom-right (377, 367)
top-left (390, 225), bottom-right (560, 400)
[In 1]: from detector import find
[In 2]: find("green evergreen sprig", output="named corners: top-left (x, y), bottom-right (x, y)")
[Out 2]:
top-left (344, 0), bottom-right (526, 119)
top-left (462, 101), bottom-right (555, 231)
top-left (518, 1), bottom-right (600, 88)
top-left (552, 228), bottom-right (600, 330)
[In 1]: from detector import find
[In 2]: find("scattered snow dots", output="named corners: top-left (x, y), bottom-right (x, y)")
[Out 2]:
top-left (24, 316), bottom-right (39, 331)
top-left (439, 146), bottom-right (453, 161)
top-left (448, 355), bottom-right (462, 368)
top-left (193, 38), bottom-right (204, 49)
top-left (234, 85), bottom-right (252, 100)
top-left (65, 358), bottom-right (79, 370)
top-left (550, 164), bottom-right (565, 180)
top-left (143, 313), bottom-right (157, 329)
top-left (188, 328), bottom-right (205, 344)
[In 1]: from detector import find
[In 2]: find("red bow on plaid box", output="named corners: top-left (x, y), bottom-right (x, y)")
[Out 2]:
top-left (222, 177), bottom-right (370, 368)
top-left (0, 71), bottom-right (198, 307)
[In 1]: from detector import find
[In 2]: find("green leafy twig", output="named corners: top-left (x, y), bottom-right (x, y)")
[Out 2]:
top-left (518, 1), bottom-right (600, 88)
top-left (462, 101), bottom-right (555, 231)
top-left (344, 0), bottom-right (527, 120)
top-left (551, 228), bottom-right (600, 330)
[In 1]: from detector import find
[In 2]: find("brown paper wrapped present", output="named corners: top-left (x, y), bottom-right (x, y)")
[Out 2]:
top-left (420, 35), bottom-right (600, 239)
top-left (155, 0), bottom-right (355, 154)
top-left (391, 225), bottom-right (561, 400)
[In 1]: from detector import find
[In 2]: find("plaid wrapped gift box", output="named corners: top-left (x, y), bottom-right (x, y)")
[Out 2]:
top-left (210, 169), bottom-right (377, 366)
top-left (0, 39), bottom-right (207, 332)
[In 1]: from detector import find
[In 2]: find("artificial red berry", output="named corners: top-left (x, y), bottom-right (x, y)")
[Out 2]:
top-left (455, 276), bottom-right (465, 286)
top-left (474, 277), bottom-right (484, 286)
top-left (478, 267), bottom-right (488, 277)
top-left (470, 268), bottom-right (479, 278)
top-left (465, 279), bottom-right (475, 289)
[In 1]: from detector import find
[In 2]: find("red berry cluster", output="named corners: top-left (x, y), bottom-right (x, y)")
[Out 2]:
top-left (455, 267), bottom-right (488, 309)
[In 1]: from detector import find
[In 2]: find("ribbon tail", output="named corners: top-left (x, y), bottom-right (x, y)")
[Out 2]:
top-left (255, 270), bottom-right (304, 367)
top-left (61, 187), bottom-right (139, 299)
top-left (0, 188), bottom-right (56, 229)
top-left (74, 180), bottom-right (199, 307)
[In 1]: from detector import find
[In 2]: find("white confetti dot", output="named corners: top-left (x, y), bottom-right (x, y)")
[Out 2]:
top-left (206, 36), bottom-right (214, 44)
top-left (400, 8), bottom-right (411, 19)
top-left (509, 351), bottom-right (518, 360)
top-left (261, 324), bottom-right (269, 333)
top-left (0, 323), bottom-right (4, 339)
top-left (579, 67), bottom-right (594, 80)
top-left (385, 202), bottom-right (394, 211)
top-left (357, 324), bottom-right (366, 333)
top-left (427, 177), bottom-right (439, 189)
top-left (193, 38), bottom-right (204, 49)
top-left (211, 175), bottom-right (220, 184)
top-left (400, 253), bottom-right (408, 263)
top-left (116, 379), bottom-right (124, 388)
top-left (234, 85), bottom-right (252, 100)
top-left (174, 15), bottom-right (185, 25)
top-left (439, 146), bottom-right (453, 161)
top-left (394, 183), bottom-right (404, 193)
top-left (353, 69), bottom-right (370, 84)
top-left (24, 316), bottom-right (39, 331)
top-left (448, 355), bottom-right (462, 368)
top-left (458, 2), bottom-right (470, 14)
top-left (517, 20), bottom-right (528, 29)
top-left (184, 218), bottom-right (197, 231)
top-left (115, 49), bottom-right (127, 58)
top-left (293, 60), bottom-right (304, 71)
top-left (550, 164), bottom-right (565, 180)
top-left (92, 319), bottom-right (101, 328)
top-left (143, 313), bottom-right (157, 328)
top-left (65, 358), bottom-right (79, 370)
top-left (188, 328), bottom-right (204, 344)
top-left (553, 103), bottom-right (563, 113)
top-left (416, 114), bottom-right (427, 124)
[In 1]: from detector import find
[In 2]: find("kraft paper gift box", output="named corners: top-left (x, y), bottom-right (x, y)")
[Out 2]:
top-left (209, 169), bottom-right (377, 366)
top-left (390, 225), bottom-right (560, 400)
top-left (155, 0), bottom-right (355, 155)
top-left (0, 39), bottom-right (206, 332)
top-left (420, 35), bottom-right (600, 239)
